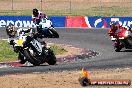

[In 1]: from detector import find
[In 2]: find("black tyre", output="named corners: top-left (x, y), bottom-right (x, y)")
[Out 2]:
top-left (48, 28), bottom-right (59, 38)
top-left (23, 49), bottom-right (41, 66)
top-left (115, 48), bottom-right (121, 52)
top-left (126, 36), bottom-right (132, 45)
top-left (46, 49), bottom-right (56, 65)
top-left (18, 53), bottom-right (27, 64)
top-left (115, 45), bottom-right (123, 52)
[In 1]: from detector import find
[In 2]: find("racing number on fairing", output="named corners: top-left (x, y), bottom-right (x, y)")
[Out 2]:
top-left (35, 42), bottom-right (41, 52)
top-left (32, 40), bottom-right (41, 53)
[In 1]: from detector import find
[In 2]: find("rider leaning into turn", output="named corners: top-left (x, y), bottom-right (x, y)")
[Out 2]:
top-left (7, 9), bottom-right (47, 46)
top-left (32, 8), bottom-right (48, 36)
top-left (108, 21), bottom-right (123, 47)
top-left (6, 23), bottom-right (34, 64)
top-left (32, 8), bottom-right (46, 25)
top-left (108, 21), bottom-right (121, 37)
top-left (32, 8), bottom-right (47, 44)
top-left (5, 9), bottom-right (47, 64)
top-left (108, 21), bottom-right (131, 37)
top-left (108, 21), bottom-right (131, 48)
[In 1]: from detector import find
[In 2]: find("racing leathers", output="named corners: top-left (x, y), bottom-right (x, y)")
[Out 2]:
top-left (8, 28), bottom-right (35, 49)
top-left (108, 24), bottom-right (122, 47)
top-left (32, 11), bottom-right (46, 25)
top-left (32, 10), bottom-right (47, 45)
top-left (108, 24), bottom-right (120, 37)
top-left (8, 28), bottom-right (34, 64)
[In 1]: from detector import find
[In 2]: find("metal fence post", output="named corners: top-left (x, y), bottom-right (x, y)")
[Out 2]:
top-left (41, 0), bottom-right (42, 11)
top-left (12, 0), bottom-right (13, 10)
top-left (70, 0), bottom-right (71, 14)
top-left (99, 0), bottom-right (102, 11)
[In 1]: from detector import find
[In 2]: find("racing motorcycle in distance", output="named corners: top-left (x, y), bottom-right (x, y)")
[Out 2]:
top-left (37, 18), bottom-right (59, 38)
top-left (108, 27), bottom-right (132, 52)
top-left (10, 28), bottom-right (56, 66)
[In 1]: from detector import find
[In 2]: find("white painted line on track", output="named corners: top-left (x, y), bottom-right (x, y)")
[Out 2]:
top-left (1, 39), bottom-right (8, 40)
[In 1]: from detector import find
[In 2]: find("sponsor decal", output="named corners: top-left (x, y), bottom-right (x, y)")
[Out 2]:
top-left (78, 68), bottom-right (131, 86)
top-left (94, 18), bottom-right (107, 28)
top-left (84, 17), bottom-right (91, 28)
top-left (0, 20), bottom-right (35, 27)
top-left (0, 16), bottom-right (66, 28)
top-left (0, 16), bottom-right (132, 28)
top-left (111, 18), bottom-right (132, 27)
top-left (87, 17), bottom-right (132, 28)
top-left (65, 16), bottom-right (88, 28)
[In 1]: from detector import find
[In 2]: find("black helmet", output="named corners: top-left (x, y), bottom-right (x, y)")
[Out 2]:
top-left (33, 8), bottom-right (39, 17)
top-left (6, 23), bottom-right (16, 37)
top-left (110, 21), bottom-right (116, 30)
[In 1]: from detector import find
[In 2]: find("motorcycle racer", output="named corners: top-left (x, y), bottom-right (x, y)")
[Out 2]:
top-left (108, 21), bottom-right (123, 50)
top-left (108, 21), bottom-right (132, 52)
top-left (32, 8), bottom-right (46, 25)
top-left (6, 23), bottom-right (47, 49)
top-left (108, 21), bottom-right (121, 37)
top-left (6, 23), bottom-right (56, 65)
top-left (32, 8), bottom-right (48, 40)
top-left (32, 8), bottom-right (59, 38)
top-left (6, 23), bottom-right (35, 64)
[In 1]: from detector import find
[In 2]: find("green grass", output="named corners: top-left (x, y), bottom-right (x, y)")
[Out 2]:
top-left (50, 45), bottom-right (67, 55)
top-left (0, 40), bottom-right (67, 62)
top-left (0, 40), bottom-right (18, 62)
top-left (0, 6), bottom-right (132, 16)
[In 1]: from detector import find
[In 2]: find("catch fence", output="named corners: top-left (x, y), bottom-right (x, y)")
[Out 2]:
top-left (0, 0), bottom-right (132, 16)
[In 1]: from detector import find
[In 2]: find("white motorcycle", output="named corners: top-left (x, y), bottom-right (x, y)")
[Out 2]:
top-left (37, 18), bottom-right (59, 38)
top-left (13, 28), bottom-right (56, 66)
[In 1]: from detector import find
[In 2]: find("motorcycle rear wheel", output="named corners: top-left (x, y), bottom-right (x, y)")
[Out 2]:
top-left (46, 49), bottom-right (56, 65)
top-left (126, 36), bottom-right (132, 46)
top-left (115, 45), bottom-right (124, 52)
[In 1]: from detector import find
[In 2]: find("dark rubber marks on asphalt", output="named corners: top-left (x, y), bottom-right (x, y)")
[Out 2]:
top-left (57, 49), bottom-right (99, 63)
top-left (0, 49), bottom-right (99, 68)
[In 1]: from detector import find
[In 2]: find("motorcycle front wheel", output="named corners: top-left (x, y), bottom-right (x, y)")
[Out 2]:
top-left (23, 48), bottom-right (41, 66)
top-left (48, 28), bottom-right (59, 38)
top-left (18, 53), bottom-right (27, 64)
top-left (45, 48), bottom-right (56, 65)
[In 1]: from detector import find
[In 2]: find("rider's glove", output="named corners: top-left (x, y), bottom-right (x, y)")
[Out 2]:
top-left (10, 40), bottom-right (14, 45)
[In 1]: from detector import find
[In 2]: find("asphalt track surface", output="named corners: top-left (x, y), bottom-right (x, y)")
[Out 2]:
top-left (0, 28), bottom-right (132, 76)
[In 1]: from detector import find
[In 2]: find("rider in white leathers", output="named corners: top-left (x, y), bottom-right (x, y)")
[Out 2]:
top-left (6, 23), bottom-right (36, 64)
